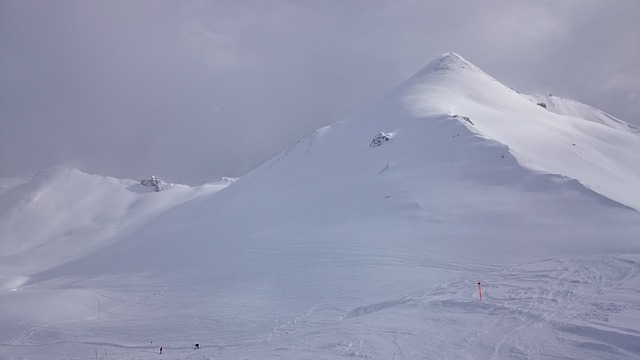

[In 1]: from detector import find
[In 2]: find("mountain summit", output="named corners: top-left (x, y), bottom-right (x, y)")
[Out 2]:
top-left (388, 52), bottom-right (640, 210)
top-left (2, 53), bottom-right (640, 359)
top-left (412, 52), bottom-right (489, 78)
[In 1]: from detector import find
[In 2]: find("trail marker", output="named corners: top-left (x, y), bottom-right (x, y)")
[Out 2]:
top-left (478, 281), bottom-right (482, 301)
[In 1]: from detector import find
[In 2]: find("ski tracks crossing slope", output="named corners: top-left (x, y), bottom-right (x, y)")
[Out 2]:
top-left (337, 255), bottom-right (640, 359)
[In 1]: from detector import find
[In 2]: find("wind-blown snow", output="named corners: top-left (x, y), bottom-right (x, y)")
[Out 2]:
top-left (1, 53), bottom-right (639, 359)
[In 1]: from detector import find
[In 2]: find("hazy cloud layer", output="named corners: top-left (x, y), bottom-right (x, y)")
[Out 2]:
top-left (2, 0), bottom-right (639, 184)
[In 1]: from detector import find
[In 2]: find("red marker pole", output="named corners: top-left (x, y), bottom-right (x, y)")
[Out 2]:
top-left (478, 281), bottom-right (482, 301)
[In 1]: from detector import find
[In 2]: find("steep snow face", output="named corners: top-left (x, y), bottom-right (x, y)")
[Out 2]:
top-left (2, 54), bottom-right (640, 359)
top-left (396, 53), bottom-right (640, 211)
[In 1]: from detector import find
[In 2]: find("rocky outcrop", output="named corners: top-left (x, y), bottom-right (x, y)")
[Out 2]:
top-left (370, 132), bottom-right (393, 148)
top-left (141, 176), bottom-right (171, 192)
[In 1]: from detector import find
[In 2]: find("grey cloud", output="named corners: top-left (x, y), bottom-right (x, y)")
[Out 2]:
top-left (1, 0), bottom-right (638, 184)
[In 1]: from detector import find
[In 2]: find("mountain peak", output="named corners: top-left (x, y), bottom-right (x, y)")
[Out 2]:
top-left (434, 51), bottom-right (470, 65)
top-left (416, 52), bottom-right (482, 76)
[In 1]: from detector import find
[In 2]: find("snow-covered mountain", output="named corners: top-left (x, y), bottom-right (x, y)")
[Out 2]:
top-left (0, 168), bottom-right (233, 290)
top-left (1, 53), bottom-right (639, 359)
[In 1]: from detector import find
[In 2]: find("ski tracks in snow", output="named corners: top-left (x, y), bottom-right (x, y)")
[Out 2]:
top-left (337, 254), bottom-right (640, 359)
top-left (414, 255), bottom-right (640, 359)
top-left (486, 255), bottom-right (640, 359)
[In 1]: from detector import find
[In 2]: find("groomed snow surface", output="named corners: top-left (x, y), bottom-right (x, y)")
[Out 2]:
top-left (1, 53), bottom-right (640, 359)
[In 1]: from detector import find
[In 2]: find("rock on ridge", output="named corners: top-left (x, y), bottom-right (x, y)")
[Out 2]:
top-left (141, 175), bottom-right (171, 192)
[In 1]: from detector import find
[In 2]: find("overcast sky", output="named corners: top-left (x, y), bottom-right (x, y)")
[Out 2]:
top-left (2, 0), bottom-right (639, 185)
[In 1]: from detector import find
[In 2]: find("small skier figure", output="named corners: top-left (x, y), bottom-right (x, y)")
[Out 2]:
top-left (160, 347), bottom-right (163, 354)
top-left (194, 343), bottom-right (200, 350)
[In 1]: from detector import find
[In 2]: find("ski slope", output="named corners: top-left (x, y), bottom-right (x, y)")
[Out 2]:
top-left (1, 53), bottom-right (640, 359)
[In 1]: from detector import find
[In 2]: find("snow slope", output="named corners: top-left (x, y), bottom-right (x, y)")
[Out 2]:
top-left (0, 168), bottom-right (233, 290)
top-left (524, 93), bottom-right (640, 133)
top-left (397, 53), bottom-right (640, 211)
top-left (1, 53), bottom-right (640, 359)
